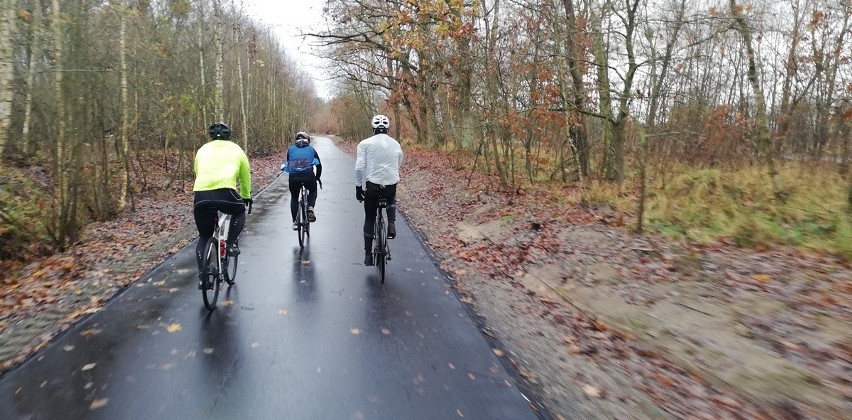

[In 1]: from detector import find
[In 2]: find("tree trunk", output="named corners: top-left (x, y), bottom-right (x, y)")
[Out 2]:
top-left (21, 0), bottom-right (42, 156)
top-left (213, 0), bottom-right (224, 121)
top-left (118, 2), bottom-right (131, 212)
top-left (52, 0), bottom-right (71, 245)
top-left (730, 0), bottom-right (783, 200)
top-left (236, 28), bottom-right (248, 150)
top-left (560, 0), bottom-right (590, 178)
top-left (0, 0), bottom-right (18, 154)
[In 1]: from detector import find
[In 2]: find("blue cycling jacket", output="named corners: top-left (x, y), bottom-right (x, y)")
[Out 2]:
top-left (282, 144), bottom-right (321, 175)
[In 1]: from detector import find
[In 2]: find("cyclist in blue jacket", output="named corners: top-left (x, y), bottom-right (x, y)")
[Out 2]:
top-left (282, 132), bottom-right (322, 230)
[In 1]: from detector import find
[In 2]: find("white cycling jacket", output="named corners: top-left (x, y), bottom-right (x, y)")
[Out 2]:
top-left (354, 133), bottom-right (404, 187)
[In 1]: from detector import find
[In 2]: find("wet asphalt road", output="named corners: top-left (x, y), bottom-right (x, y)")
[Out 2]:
top-left (0, 138), bottom-right (541, 420)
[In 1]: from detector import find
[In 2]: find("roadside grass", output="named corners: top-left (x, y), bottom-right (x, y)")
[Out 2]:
top-left (643, 163), bottom-right (851, 259)
top-left (397, 140), bottom-right (850, 259)
top-left (0, 162), bottom-right (52, 262)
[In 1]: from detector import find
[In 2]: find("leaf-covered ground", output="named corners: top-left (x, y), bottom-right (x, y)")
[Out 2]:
top-left (2, 140), bottom-right (849, 419)
top-left (334, 141), bottom-right (850, 419)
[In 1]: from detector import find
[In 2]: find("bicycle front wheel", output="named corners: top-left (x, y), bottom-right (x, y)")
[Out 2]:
top-left (225, 240), bottom-right (238, 285)
top-left (200, 237), bottom-right (220, 310)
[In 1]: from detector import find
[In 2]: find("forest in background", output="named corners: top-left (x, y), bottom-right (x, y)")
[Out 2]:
top-left (0, 0), bottom-right (323, 263)
top-left (1, 0), bottom-right (850, 269)
top-left (314, 0), bottom-right (851, 258)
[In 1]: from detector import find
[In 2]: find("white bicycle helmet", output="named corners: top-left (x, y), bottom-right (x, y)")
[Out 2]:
top-left (295, 131), bottom-right (310, 146)
top-left (371, 114), bottom-right (390, 129)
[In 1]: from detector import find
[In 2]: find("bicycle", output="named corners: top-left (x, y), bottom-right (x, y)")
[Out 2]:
top-left (294, 179), bottom-right (321, 248)
top-left (295, 185), bottom-right (310, 248)
top-left (373, 197), bottom-right (392, 284)
top-left (200, 202), bottom-right (251, 310)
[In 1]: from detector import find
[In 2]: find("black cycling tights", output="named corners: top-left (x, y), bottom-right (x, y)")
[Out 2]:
top-left (362, 182), bottom-right (397, 251)
top-left (288, 177), bottom-right (318, 221)
top-left (193, 188), bottom-right (246, 271)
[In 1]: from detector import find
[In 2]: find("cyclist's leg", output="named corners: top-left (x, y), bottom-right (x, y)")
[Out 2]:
top-left (288, 177), bottom-right (301, 222)
top-left (193, 192), bottom-right (217, 271)
top-left (384, 184), bottom-right (398, 222)
top-left (306, 178), bottom-right (318, 221)
top-left (363, 185), bottom-right (378, 265)
top-left (216, 189), bottom-right (247, 244)
top-left (385, 184), bottom-right (398, 239)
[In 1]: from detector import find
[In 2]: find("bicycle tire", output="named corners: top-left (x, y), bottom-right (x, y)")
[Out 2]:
top-left (201, 237), bottom-right (220, 310)
top-left (375, 214), bottom-right (386, 284)
top-left (225, 239), bottom-right (238, 285)
top-left (297, 198), bottom-right (306, 248)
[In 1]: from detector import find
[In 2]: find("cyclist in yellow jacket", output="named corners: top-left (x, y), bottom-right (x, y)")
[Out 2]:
top-left (193, 122), bottom-right (252, 289)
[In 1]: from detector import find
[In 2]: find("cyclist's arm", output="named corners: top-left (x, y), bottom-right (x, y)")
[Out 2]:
top-left (313, 150), bottom-right (322, 179)
top-left (238, 150), bottom-right (251, 199)
top-left (354, 142), bottom-right (367, 186)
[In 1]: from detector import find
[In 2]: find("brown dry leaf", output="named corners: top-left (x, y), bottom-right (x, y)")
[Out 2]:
top-left (657, 374), bottom-right (675, 388)
top-left (492, 348), bottom-right (504, 357)
top-left (591, 320), bottom-right (608, 331)
top-left (80, 329), bottom-right (102, 338)
top-left (165, 323), bottom-right (182, 333)
top-left (350, 327), bottom-right (361, 335)
top-left (567, 345), bottom-right (582, 354)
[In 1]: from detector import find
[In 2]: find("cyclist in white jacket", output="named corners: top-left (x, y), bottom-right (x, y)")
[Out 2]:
top-left (355, 114), bottom-right (404, 266)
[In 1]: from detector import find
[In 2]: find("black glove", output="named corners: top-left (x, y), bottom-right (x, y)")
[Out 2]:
top-left (356, 186), bottom-right (364, 202)
top-left (243, 198), bottom-right (253, 206)
top-left (317, 178), bottom-right (323, 189)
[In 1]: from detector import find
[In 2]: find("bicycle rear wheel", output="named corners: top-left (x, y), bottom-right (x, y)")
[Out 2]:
top-left (375, 215), bottom-right (386, 284)
top-left (200, 237), bottom-right (220, 310)
top-left (297, 199), bottom-right (306, 248)
top-left (225, 239), bottom-right (238, 285)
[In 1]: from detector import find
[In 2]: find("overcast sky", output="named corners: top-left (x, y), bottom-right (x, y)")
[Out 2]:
top-left (242, 0), bottom-right (333, 99)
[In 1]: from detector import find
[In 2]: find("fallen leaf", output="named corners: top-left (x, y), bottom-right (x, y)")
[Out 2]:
top-left (165, 323), bottom-right (182, 333)
top-left (278, 309), bottom-right (288, 316)
top-left (203, 348), bottom-right (214, 354)
top-left (221, 300), bottom-right (234, 306)
top-left (350, 327), bottom-right (361, 335)
top-left (753, 273), bottom-right (771, 283)
top-left (583, 384), bottom-right (602, 398)
top-left (81, 363), bottom-right (96, 371)
top-left (63, 345), bottom-right (75, 352)
top-left (80, 329), bottom-right (102, 337)
top-left (381, 327), bottom-right (391, 335)
top-left (492, 348), bottom-right (504, 357)
top-left (89, 398), bottom-right (108, 410)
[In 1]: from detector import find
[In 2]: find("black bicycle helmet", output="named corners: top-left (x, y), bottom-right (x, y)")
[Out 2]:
top-left (208, 122), bottom-right (231, 140)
